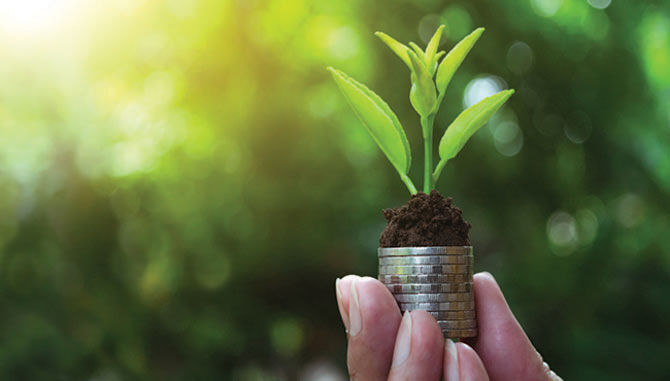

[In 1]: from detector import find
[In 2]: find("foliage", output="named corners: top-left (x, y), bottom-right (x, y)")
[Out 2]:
top-left (0, 0), bottom-right (669, 380)
top-left (328, 67), bottom-right (415, 193)
top-left (330, 25), bottom-right (513, 194)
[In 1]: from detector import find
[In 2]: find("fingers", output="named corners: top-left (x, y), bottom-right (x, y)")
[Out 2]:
top-left (387, 310), bottom-right (444, 381)
top-left (334, 273), bottom-right (558, 381)
top-left (471, 272), bottom-right (562, 381)
top-left (443, 341), bottom-right (489, 381)
top-left (335, 275), bottom-right (402, 380)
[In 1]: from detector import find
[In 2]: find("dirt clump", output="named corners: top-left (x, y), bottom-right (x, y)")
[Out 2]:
top-left (379, 190), bottom-right (471, 247)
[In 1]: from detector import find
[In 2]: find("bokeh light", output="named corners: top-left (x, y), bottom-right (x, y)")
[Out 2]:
top-left (587, 0), bottom-right (611, 10)
top-left (506, 41), bottom-right (534, 75)
top-left (0, 0), bottom-right (669, 379)
top-left (492, 121), bottom-right (524, 157)
top-left (463, 75), bottom-right (507, 108)
top-left (530, 0), bottom-right (563, 17)
top-left (547, 211), bottom-right (578, 255)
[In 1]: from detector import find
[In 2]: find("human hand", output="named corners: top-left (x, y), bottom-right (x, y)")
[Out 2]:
top-left (334, 272), bottom-right (562, 380)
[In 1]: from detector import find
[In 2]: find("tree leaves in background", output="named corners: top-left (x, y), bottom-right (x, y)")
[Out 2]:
top-left (434, 89), bottom-right (514, 182)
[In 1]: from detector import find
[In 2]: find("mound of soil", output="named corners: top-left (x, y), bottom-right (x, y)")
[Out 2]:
top-left (379, 190), bottom-right (471, 247)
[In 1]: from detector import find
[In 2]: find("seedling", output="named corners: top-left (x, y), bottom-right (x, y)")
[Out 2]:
top-left (328, 25), bottom-right (514, 194)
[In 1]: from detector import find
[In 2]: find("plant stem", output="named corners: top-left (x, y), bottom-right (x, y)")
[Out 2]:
top-left (421, 115), bottom-right (435, 193)
top-left (399, 171), bottom-right (418, 195)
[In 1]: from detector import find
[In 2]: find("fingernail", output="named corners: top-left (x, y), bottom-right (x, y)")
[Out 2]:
top-left (348, 279), bottom-right (362, 336)
top-left (335, 278), bottom-right (350, 331)
top-left (480, 271), bottom-right (493, 278)
top-left (445, 339), bottom-right (459, 381)
top-left (391, 311), bottom-right (412, 368)
top-left (543, 362), bottom-right (563, 381)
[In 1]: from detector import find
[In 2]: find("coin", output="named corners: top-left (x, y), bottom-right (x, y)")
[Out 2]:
top-left (443, 328), bottom-right (478, 338)
top-left (436, 320), bottom-right (478, 329)
top-left (378, 247), bottom-right (472, 256)
top-left (427, 310), bottom-right (476, 320)
top-left (393, 293), bottom-right (474, 303)
top-left (385, 283), bottom-right (473, 294)
top-left (379, 255), bottom-right (473, 266)
top-left (379, 274), bottom-right (471, 283)
top-left (378, 264), bottom-right (472, 275)
top-left (397, 301), bottom-right (475, 311)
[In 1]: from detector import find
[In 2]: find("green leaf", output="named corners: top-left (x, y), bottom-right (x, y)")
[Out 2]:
top-left (327, 67), bottom-right (411, 175)
top-left (435, 27), bottom-right (485, 96)
top-left (434, 89), bottom-right (514, 181)
top-left (408, 42), bottom-right (426, 63)
top-left (425, 25), bottom-right (445, 71)
top-left (375, 32), bottom-right (411, 70)
top-left (431, 51), bottom-right (446, 75)
top-left (408, 51), bottom-right (437, 118)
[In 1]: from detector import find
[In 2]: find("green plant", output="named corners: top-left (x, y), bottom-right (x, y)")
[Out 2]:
top-left (328, 25), bottom-right (514, 194)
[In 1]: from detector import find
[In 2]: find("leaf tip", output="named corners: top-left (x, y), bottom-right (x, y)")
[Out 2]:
top-left (407, 50), bottom-right (422, 70)
top-left (326, 66), bottom-right (341, 77)
top-left (408, 41), bottom-right (425, 57)
top-left (469, 27), bottom-right (485, 41)
top-left (374, 31), bottom-right (390, 41)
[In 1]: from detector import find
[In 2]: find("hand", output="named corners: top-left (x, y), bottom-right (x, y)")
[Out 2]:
top-left (334, 272), bottom-right (562, 380)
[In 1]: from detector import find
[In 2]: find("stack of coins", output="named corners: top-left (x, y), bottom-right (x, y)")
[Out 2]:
top-left (378, 246), bottom-right (476, 339)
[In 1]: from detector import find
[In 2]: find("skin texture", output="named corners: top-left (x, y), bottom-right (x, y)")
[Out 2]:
top-left (335, 272), bottom-right (562, 381)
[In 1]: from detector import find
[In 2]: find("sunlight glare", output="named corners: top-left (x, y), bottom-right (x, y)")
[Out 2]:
top-left (0, 0), bottom-right (75, 36)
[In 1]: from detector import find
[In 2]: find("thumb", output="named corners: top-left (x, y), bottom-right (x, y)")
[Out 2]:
top-left (470, 272), bottom-right (562, 381)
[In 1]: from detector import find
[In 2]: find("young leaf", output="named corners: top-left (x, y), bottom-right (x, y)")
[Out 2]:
top-left (408, 42), bottom-right (426, 63)
top-left (327, 67), bottom-right (412, 175)
top-left (424, 25), bottom-right (445, 70)
top-left (431, 51), bottom-right (446, 75)
top-left (435, 27), bottom-right (485, 96)
top-left (375, 32), bottom-right (412, 70)
top-left (433, 89), bottom-right (514, 181)
top-left (408, 51), bottom-right (437, 118)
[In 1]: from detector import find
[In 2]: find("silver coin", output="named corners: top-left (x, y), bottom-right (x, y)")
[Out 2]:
top-left (379, 274), bottom-right (471, 283)
top-left (379, 255), bottom-right (473, 266)
top-left (442, 328), bottom-right (478, 338)
top-left (397, 301), bottom-right (475, 311)
top-left (437, 320), bottom-right (478, 329)
top-left (428, 310), bottom-right (476, 320)
top-left (378, 264), bottom-right (472, 275)
top-left (393, 293), bottom-right (474, 303)
top-left (379, 247), bottom-right (472, 256)
top-left (385, 283), bottom-right (473, 294)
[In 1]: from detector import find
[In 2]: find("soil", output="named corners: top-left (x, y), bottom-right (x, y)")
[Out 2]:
top-left (379, 190), bottom-right (471, 247)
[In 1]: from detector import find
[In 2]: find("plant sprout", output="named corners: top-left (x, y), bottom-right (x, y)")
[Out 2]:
top-left (328, 25), bottom-right (514, 195)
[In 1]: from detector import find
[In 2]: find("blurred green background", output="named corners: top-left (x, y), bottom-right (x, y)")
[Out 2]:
top-left (0, 0), bottom-right (669, 379)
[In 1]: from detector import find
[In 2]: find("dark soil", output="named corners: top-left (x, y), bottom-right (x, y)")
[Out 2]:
top-left (379, 190), bottom-right (471, 247)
